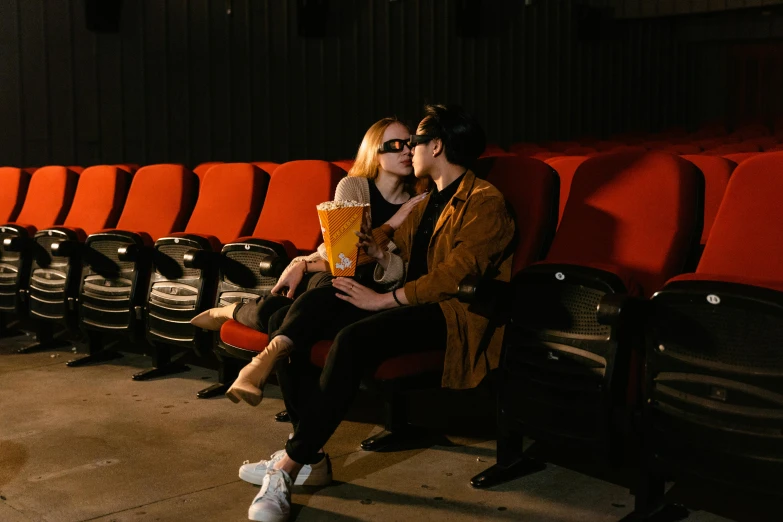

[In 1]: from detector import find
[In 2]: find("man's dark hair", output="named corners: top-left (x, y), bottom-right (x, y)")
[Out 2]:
top-left (418, 104), bottom-right (486, 169)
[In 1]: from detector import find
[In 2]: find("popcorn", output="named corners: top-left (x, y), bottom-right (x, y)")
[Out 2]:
top-left (316, 200), bottom-right (369, 277)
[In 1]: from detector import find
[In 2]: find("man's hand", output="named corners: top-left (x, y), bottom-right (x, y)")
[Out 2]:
top-left (332, 278), bottom-right (392, 311)
top-left (270, 260), bottom-right (306, 299)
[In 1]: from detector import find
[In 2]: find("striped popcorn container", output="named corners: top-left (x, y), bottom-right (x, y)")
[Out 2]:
top-left (316, 200), bottom-right (370, 277)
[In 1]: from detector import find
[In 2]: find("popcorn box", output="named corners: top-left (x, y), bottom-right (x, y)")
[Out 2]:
top-left (316, 200), bottom-right (369, 277)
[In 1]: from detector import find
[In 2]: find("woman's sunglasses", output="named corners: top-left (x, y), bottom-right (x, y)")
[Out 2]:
top-left (378, 135), bottom-right (435, 153)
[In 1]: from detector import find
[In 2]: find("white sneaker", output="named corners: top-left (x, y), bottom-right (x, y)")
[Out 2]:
top-left (248, 469), bottom-right (292, 522)
top-left (239, 451), bottom-right (332, 486)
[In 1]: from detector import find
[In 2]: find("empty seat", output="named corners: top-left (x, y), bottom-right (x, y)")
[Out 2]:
top-left (722, 151), bottom-right (761, 164)
top-left (331, 159), bottom-right (355, 172)
top-left (508, 143), bottom-right (548, 157)
top-left (530, 151), bottom-right (563, 160)
top-left (201, 160), bottom-right (343, 398)
top-left (22, 166), bottom-right (132, 350)
top-left (704, 142), bottom-right (760, 155)
top-left (543, 141), bottom-right (580, 153)
top-left (747, 136), bottom-right (779, 150)
top-left (480, 143), bottom-right (509, 157)
top-left (563, 146), bottom-right (596, 156)
top-left (663, 143), bottom-right (701, 155)
top-left (0, 167), bottom-right (79, 317)
top-left (681, 155), bottom-right (736, 248)
top-left (545, 156), bottom-right (590, 224)
top-left (67, 166), bottom-right (85, 174)
top-left (0, 167), bottom-right (31, 223)
top-left (193, 162), bottom-right (224, 180)
top-left (68, 164), bottom-right (197, 366)
top-left (629, 151), bottom-right (783, 516)
top-left (251, 162), bottom-right (280, 174)
top-left (730, 122), bottom-right (769, 140)
top-left (473, 151), bottom-right (704, 489)
top-left (139, 163), bottom-right (269, 380)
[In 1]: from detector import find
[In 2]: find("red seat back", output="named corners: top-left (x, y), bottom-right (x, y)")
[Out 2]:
top-left (114, 164), bottom-right (197, 242)
top-left (681, 155), bottom-right (735, 245)
top-left (483, 157), bottom-right (559, 275)
top-left (14, 166), bottom-right (79, 229)
top-left (62, 166), bottom-right (132, 236)
top-left (563, 146), bottom-right (596, 156)
top-left (545, 156), bottom-right (589, 224)
top-left (508, 143), bottom-right (547, 157)
top-left (184, 163), bottom-right (269, 244)
top-left (696, 152), bottom-right (783, 289)
top-left (251, 162), bottom-right (280, 174)
top-left (722, 152), bottom-right (760, 164)
top-left (546, 151), bottom-right (702, 297)
top-left (331, 160), bottom-right (354, 172)
top-left (0, 167), bottom-right (31, 223)
top-left (663, 143), bottom-right (701, 155)
top-left (193, 162), bottom-right (224, 181)
top-left (252, 160), bottom-right (343, 252)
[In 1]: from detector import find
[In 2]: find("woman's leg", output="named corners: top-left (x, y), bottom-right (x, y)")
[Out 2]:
top-left (283, 303), bottom-right (447, 464)
top-left (233, 294), bottom-right (294, 332)
top-left (227, 285), bottom-right (373, 407)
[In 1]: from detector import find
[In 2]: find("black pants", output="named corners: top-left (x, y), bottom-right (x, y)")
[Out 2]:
top-left (233, 281), bottom-right (448, 465)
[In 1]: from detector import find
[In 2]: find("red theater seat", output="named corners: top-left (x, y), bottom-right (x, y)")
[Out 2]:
top-left (251, 162), bottom-right (279, 174)
top-left (545, 156), bottom-right (589, 224)
top-left (0, 167), bottom-right (31, 223)
top-left (331, 159), bottom-right (355, 172)
top-left (630, 151), bottom-right (783, 516)
top-left (139, 164), bottom-right (269, 380)
top-left (681, 155), bottom-right (736, 247)
top-left (508, 143), bottom-right (548, 157)
top-left (205, 161), bottom-right (343, 398)
top-left (22, 166), bottom-right (132, 349)
top-left (563, 146), bottom-right (596, 156)
top-left (0, 166), bottom-right (79, 317)
top-left (722, 151), bottom-right (760, 164)
top-left (68, 164), bottom-right (197, 367)
top-left (193, 161), bottom-right (224, 180)
top-left (663, 143), bottom-right (701, 155)
top-left (703, 142), bottom-right (760, 155)
top-left (472, 151), bottom-right (704, 489)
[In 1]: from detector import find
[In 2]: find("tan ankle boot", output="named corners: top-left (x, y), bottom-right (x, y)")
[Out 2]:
top-left (190, 303), bottom-right (236, 331)
top-left (225, 338), bottom-right (292, 406)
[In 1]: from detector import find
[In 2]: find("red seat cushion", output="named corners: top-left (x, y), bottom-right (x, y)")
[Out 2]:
top-left (252, 160), bottom-right (343, 252)
top-left (309, 340), bottom-right (446, 381)
top-left (184, 163), bottom-right (269, 244)
top-left (681, 155), bottom-right (736, 244)
top-left (220, 320), bottom-right (269, 353)
top-left (692, 152), bottom-right (783, 293)
top-left (113, 164), bottom-right (197, 242)
top-left (13, 166), bottom-right (79, 230)
top-left (62, 166), bottom-right (132, 236)
top-left (0, 167), bottom-right (30, 223)
top-left (545, 151), bottom-right (702, 297)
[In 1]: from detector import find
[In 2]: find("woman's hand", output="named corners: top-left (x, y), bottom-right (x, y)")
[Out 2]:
top-left (355, 212), bottom-right (384, 261)
top-left (271, 260), bottom-right (306, 299)
top-left (332, 278), bottom-right (388, 311)
top-left (384, 192), bottom-right (428, 231)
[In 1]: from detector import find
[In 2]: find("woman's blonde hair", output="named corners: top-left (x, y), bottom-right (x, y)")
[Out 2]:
top-left (348, 118), bottom-right (420, 194)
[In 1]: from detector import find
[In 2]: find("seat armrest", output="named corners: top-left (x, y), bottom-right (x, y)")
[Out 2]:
top-left (458, 274), bottom-right (511, 304)
top-left (2, 236), bottom-right (28, 251)
top-left (51, 240), bottom-right (82, 258)
top-left (183, 248), bottom-right (220, 269)
top-left (223, 238), bottom-right (292, 278)
top-left (596, 293), bottom-right (647, 326)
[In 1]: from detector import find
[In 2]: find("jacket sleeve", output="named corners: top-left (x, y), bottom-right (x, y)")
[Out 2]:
top-left (403, 194), bottom-right (514, 305)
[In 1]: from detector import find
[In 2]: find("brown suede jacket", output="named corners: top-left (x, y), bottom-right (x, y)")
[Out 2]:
top-left (375, 170), bottom-right (515, 389)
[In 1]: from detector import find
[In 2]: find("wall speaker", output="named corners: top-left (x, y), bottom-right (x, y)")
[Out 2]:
top-left (85, 0), bottom-right (123, 33)
top-left (298, 0), bottom-right (330, 37)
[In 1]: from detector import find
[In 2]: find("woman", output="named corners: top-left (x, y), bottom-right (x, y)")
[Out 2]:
top-left (190, 117), bottom-right (426, 403)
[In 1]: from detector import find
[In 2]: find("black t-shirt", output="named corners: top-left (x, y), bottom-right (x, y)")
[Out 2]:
top-left (405, 172), bottom-right (466, 283)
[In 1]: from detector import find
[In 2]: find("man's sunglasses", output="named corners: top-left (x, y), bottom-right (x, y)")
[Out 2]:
top-left (378, 135), bottom-right (436, 153)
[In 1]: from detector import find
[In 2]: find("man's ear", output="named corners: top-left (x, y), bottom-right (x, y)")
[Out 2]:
top-left (432, 138), bottom-right (444, 157)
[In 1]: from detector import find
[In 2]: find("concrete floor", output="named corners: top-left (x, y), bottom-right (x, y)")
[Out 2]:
top-left (0, 332), bottom-right (772, 522)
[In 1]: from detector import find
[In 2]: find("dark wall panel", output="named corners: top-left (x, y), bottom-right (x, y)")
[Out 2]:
top-left (3, 0), bottom-right (778, 169)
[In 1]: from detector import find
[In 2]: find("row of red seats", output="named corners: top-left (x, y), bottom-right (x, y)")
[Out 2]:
top-left (2, 152), bottom-right (780, 515)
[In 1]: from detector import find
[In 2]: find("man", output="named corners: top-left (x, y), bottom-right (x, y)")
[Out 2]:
top-left (246, 104), bottom-right (515, 522)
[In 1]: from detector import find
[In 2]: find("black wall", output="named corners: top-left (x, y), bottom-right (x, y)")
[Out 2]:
top-left (0, 0), bottom-right (780, 169)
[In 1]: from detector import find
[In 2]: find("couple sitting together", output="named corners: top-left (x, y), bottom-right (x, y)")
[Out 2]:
top-left (191, 104), bottom-right (515, 522)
